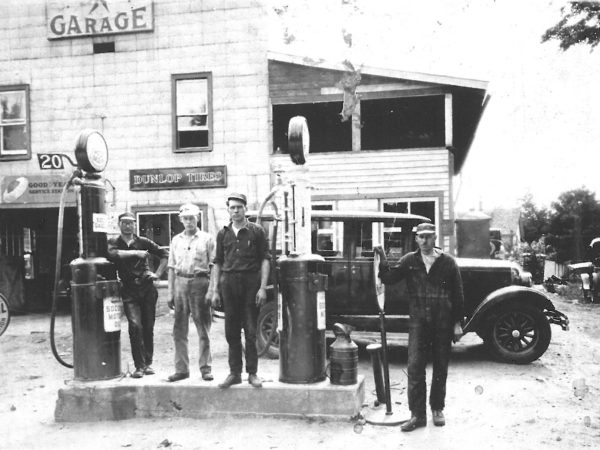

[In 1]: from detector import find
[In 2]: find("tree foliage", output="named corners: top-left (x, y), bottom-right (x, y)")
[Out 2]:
top-left (520, 193), bottom-right (551, 243)
top-left (521, 187), bottom-right (600, 262)
top-left (542, 1), bottom-right (600, 50)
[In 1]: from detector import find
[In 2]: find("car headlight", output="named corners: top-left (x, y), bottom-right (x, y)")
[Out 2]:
top-left (520, 271), bottom-right (533, 287)
top-left (512, 267), bottom-right (532, 286)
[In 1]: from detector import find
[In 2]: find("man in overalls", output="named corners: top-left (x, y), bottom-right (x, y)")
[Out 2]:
top-left (375, 222), bottom-right (464, 431)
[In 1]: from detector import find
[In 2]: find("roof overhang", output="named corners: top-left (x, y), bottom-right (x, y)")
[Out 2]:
top-left (268, 51), bottom-right (489, 90)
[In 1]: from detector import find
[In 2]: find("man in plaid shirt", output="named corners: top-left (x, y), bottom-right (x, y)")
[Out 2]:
top-left (375, 222), bottom-right (464, 432)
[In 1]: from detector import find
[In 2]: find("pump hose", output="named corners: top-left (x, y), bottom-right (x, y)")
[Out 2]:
top-left (50, 171), bottom-right (80, 368)
top-left (256, 195), bottom-right (280, 358)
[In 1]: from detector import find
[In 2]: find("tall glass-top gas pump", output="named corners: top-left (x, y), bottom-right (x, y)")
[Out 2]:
top-left (51, 130), bottom-right (122, 381)
top-left (260, 117), bottom-right (329, 384)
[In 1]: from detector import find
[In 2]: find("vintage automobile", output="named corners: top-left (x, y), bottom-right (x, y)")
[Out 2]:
top-left (251, 210), bottom-right (569, 364)
top-left (567, 261), bottom-right (600, 303)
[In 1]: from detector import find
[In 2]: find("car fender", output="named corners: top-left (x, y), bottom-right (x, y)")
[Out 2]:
top-left (463, 285), bottom-right (555, 334)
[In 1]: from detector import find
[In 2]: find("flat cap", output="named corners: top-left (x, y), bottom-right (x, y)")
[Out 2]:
top-left (415, 223), bottom-right (435, 235)
top-left (118, 212), bottom-right (136, 221)
top-left (179, 203), bottom-right (200, 217)
top-left (227, 192), bottom-right (247, 205)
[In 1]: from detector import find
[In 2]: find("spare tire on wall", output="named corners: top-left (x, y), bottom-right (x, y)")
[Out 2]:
top-left (287, 116), bottom-right (309, 165)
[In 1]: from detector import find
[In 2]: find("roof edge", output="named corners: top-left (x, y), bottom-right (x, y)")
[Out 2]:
top-left (268, 51), bottom-right (489, 90)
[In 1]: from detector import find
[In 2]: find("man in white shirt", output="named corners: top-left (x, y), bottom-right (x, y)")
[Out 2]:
top-left (166, 203), bottom-right (216, 382)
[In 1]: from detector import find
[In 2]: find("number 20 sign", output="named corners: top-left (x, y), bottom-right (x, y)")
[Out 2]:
top-left (37, 153), bottom-right (65, 170)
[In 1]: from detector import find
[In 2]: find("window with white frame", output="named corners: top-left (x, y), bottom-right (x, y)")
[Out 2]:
top-left (172, 73), bottom-right (212, 152)
top-left (0, 85), bottom-right (30, 160)
top-left (382, 198), bottom-right (438, 255)
top-left (312, 203), bottom-right (338, 255)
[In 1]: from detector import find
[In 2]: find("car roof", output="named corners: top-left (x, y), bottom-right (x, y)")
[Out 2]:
top-left (248, 209), bottom-right (430, 223)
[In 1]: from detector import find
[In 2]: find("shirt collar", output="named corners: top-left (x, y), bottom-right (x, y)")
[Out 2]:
top-left (184, 228), bottom-right (200, 239)
top-left (226, 220), bottom-right (249, 231)
top-left (417, 247), bottom-right (444, 259)
top-left (119, 234), bottom-right (138, 245)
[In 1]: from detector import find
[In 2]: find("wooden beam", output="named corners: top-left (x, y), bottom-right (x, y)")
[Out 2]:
top-left (445, 93), bottom-right (453, 148)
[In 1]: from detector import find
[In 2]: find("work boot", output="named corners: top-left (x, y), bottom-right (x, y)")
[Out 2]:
top-left (131, 368), bottom-right (144, 379)
top-left (248, 373), bottom-right (263, 388)
top-left (432, 409), bottom-right (445, 426)
top-left (167, 372), bottom-right (189, 382)
top-left (400, 415), bottom-right (426, 432)
top-left (143, 366), bottom-right (155, 375)
top-left (218, 373), bottom-right (242, 388)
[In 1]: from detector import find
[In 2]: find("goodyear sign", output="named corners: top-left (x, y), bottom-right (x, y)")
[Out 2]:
top-left (46, 0), bottom-right (154, 40)
top-left (0, 174), bottom-right (76, 207)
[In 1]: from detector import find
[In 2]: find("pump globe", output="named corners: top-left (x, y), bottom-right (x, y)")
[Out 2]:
top-left (75, 129), bottom-right (108, 173)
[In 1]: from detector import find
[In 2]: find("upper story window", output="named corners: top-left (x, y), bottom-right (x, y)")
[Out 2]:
top-left (273, 102), bottom-right (351, 154)
top-left (361, 96), bottom-right (445, 150)
top-left (172, 73), bottom-right (212, 152)
top-left (272, 95), bottom-right (445, 156)
top-left (1, 85), bottom-right (30, 161)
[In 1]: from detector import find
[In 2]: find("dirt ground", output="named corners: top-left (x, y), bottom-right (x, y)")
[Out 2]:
top-left (1, 287), bottom-right (599, 450)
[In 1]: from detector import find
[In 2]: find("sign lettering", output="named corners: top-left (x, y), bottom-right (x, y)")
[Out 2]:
top-left (92, 213), bottom-right (109, 233)
top-left (130, 166), bottom-right (227, 191)
top-left (38, 154), bottom-right (65, 170)
top-left (47, 1), bottom-right (154, 40)
top-left (103, 297), bottom-right (122, 332)
top-left (0, 174), bottom-right (76, 206)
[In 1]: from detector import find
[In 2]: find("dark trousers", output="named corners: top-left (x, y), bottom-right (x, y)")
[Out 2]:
top-left (221, 271), bottom-right (260, 375)
top-left (122, 284), bottom-right (158, 370)
top-left (407, 317), bottom-right (453, 417)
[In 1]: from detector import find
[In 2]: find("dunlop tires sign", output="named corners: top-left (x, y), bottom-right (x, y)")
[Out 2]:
top-left (46, 0), bottom-right (154, 40)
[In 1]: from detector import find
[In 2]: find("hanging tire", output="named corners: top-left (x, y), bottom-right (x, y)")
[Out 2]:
top-left (256, 301), bottom-right (280, 359)
top-left (485, 304), bottom-right (551, 364)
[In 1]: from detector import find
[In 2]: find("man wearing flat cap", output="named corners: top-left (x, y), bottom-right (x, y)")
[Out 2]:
top-left (108, 212), bottom-right (168, 378)
top-left (375, 222), bottom-right (464, 431)
top-left (166, 203), bottom-right (216, 383)
top-left (212, 192), bottom-right (271, 388)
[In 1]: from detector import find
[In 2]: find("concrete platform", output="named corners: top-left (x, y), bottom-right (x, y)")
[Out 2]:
top-left (54, 375), bottom-right (365, 422)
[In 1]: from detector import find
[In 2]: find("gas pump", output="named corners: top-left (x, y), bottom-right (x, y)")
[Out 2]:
top-left (264, 116), bottom-right (329, 384)
top-left (50, 129), bottom-right (122, 381)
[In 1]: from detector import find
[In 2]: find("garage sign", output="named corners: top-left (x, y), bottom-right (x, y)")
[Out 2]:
top-left (46, 0), bottom-right (154, 40)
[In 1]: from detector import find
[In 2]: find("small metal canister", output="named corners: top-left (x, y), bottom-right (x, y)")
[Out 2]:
top-left (329, 323), bottom-right (358, 385)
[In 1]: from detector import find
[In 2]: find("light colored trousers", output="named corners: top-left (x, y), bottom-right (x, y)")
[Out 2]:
top-left (173, 276), bottom-right (212, 374)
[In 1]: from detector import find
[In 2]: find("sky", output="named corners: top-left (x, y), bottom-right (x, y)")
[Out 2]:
top-left (268, 0), bottom-right (600, 212)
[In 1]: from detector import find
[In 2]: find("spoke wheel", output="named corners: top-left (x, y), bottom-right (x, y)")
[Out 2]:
top-left (486, 305), bottom-right (551, 364)
top-left (256, 301), bottom-right (280, 359)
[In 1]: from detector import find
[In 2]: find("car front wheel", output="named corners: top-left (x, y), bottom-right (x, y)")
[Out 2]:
top-left (485, 305), bottom-right (551, 364)
top-left (257, 301), bottom-right (280, 359)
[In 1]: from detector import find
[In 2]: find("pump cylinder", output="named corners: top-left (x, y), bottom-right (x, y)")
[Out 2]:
top-left (278, 253), bottom-right (327, 383)
top-left (70, 257), bottom-right (121, 381)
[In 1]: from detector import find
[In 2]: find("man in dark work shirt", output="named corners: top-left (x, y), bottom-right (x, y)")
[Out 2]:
top-left (108, 212), bottom-right (168, 378)
top-left (211, 192), bottom-right (270, 389)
